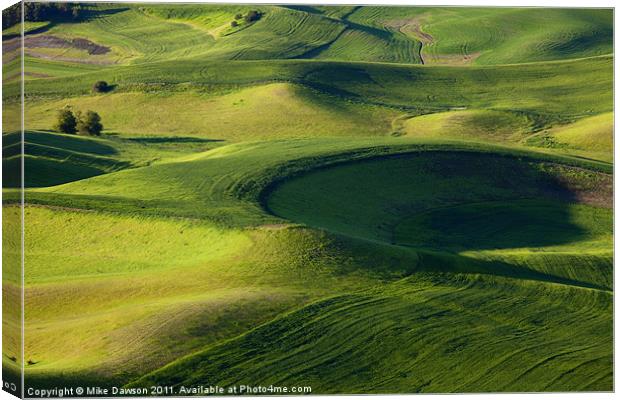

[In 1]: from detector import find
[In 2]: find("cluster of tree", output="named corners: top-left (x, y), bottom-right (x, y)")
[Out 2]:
top-left (230, 10), bottom-right (262, 28)
top-left (245, 10), bottom-right (262, 23)
top-left (54, 107), bottom-right (103, 136)
top-left (3, 3), bottom-right (85, 29)
top-left (92, 80), bottom-right (111, 93)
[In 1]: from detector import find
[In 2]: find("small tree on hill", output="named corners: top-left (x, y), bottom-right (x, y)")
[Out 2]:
top-left (54, 107), bottom-right (77, 134)
top-left (92, 80), bottom-right (109, 93)
top-left (230, 20), bottom-right (239, 28)
top-left (76, 110), bottom-right (103, 136)
top-left (234, 13), bottom-right (243, 20)
top-left (245, 10), bottom-right (261, 23)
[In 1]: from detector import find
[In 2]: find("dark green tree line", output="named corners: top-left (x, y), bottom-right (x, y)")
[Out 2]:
top-left (3, 2), bottom-right (85, 29)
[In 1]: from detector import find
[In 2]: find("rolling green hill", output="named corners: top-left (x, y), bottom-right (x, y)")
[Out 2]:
top-left (348, 7), bottom-right (612, 65)
top-left (1, 3), bottom-right (613, 395)
top-left (132, 273), bottom-right (612, 393)
top-left (2, 55), bottom-right (612, 165)
top-left (4, 4), bottom-right (611, 72)
top-left (12, 140), bottom-right (613, 392)
top-left (525, 112), bottom-right (613, 162)
top-left (2, 130), bottom-right (218, 187)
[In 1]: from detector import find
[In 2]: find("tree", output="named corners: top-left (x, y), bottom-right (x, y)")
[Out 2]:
top-left (245, 10), bottom-right (261, 23)
top-left (92, 80), bottom-right (109, 93)
top-left (2, 4), bottom-right (21, 29)
top-left (77, 110), bottom-right (103, 136)
top-left (234, 13), bottom-right (243, 20)
top-left (230, 20), bottom-right (239, 28)
top-left (4, 3), bottom-right (84, 30)
top-left (54, 107), bottom-right (77, 134)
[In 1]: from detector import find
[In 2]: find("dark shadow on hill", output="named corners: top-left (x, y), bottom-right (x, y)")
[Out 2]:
top-left (77, 6), bottom-right (130, 22)
top-left (292, 28), bottom-right (348, 59)
top-left (327, 228), bottom-right (610, 290)
top-left (265, 151), bottom-right (611, 255)
top-left (415, 249), bottom-right (611, 291)
top-left (22, 22), bottom-right (54, 36)
top-left (2, 6), bottom-right (129, 40)
top-left (25, 130), bottom-right (118, 155)
top-left (2, 22), bottom-right (55, 40)
top-left (292, 19), bottom-right (402, 61)
top-left (3, 155), bottom-right (108, 188)
top-left (95, 83), bottom-right (117, 93)
top-left (542, 27), bottom-right (613, 59)
top-left (39, 6), bottom-right (130, 25)
top-left (2, 130), bottom-right (127, 188)
top-left (393, 200), bottom-right (589, 251)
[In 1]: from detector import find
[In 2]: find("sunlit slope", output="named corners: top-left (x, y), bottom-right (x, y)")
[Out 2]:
top-left (12, 4), bottom-right (413, 66)
top-left (127, 143), bottom-right (611, 393)
top-left (18, 205), bottom-right (418, 387)
top-left (401, 109), bottom-right (536, 142)
top-left (13, 137), bottom-right (612, 391)
top-left (401, 110), bottom-right (613, 162)
top-left (525, 112), bottom-right (613, 162)
top-left (9, 5), bottom-right (611, 72)
top-left (8, 57), bottom-right (611, 152)
top-left (132, 273), bottom-right (612, 393)
top-left (18, 4), bottom-right (223, 64)
top-left (2, 203), bottom-right (22, 376)
top-left (347, 7), bottom-right (612, 65)
top-left (14, 83), bottom-right (397, 139)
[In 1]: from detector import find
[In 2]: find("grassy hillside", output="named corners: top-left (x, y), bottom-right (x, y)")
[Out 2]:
top-left (2, 131), bottom-right (218, 187)
top-left (17, 139), bottom-right (610, 223)
top-left (267, 152), bottom-right (612, 244)
top-left (12, 84), bottom-right (398, 139)
top-left (17, 205), bottom-right (416, 386)
top-left (525, 112), bottom-right (613, 162)
top-left (2, 56), bottom-right (611, 165)
top-left (5, 5), bottom-right (611, 74)
top-left (14, 140), bottom-right (612, 391)
top-left (132, 273), bottom-right (612, 393)
top-left (401, 109), bottom-right (536, 142)
top-left (1, 4), bottom-right (613, 395)
top-left (401, 109), bottom-right (613, 162)
top-left (10, 56), bottom-right (612, 113)
top-left (348, 7), bottom-right (612, 65)
top-left (123, 144), bottom-right (611, 393)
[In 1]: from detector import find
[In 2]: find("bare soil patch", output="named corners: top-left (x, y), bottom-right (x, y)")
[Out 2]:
top-left (384, 17), bottom-right (434, 44)
top-left (24, 49), bottom-right (114, 65)
top-left (3, 34), bottom-right (110, 59)
top-left (25, 35), bottom-right (111, 55)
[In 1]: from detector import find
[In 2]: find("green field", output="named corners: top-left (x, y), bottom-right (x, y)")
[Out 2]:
top-left (1, 3), bottom-right (613, 395)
